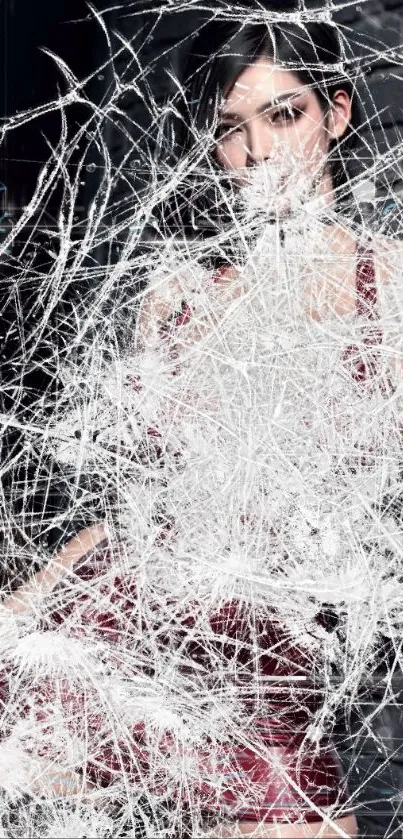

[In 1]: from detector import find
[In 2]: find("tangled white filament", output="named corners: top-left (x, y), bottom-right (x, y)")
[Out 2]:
top-left (1, 3), bottom-right (403, 838)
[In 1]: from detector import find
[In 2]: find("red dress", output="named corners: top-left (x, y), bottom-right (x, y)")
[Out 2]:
top-left (1, 245), bottom-right (380, 825)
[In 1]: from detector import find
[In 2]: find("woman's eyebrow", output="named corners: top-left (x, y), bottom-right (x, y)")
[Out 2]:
top-left (220, 92), bottom-right (303, 122)
top-left (256, 92), bottom-right (302, 115)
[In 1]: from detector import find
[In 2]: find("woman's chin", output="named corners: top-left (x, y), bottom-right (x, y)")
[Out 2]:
top-left (224, 157), bottom-right (328, 222)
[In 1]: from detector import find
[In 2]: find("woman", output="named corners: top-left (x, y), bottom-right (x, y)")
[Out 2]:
top-left (2, 14), bottom-right (402, 839)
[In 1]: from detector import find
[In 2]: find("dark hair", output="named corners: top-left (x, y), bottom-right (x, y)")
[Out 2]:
top-left (157, 15), bottom-right (362, 245)
top-left (175, 16), bottom-right (361, 193)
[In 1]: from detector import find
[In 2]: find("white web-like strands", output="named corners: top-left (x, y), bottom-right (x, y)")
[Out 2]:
top-left (2, 2), bottom-right (403, 837)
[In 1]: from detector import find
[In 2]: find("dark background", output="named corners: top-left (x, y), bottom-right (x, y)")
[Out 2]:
top-left (1, 0), bottom-right (403, 222)
top-left (1, 15), bottom-right (403, 838)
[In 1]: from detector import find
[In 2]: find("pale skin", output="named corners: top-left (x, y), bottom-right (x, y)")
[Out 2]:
top-left (10, 58), bottom-right (403, 836)
top-left (214, 58), bottom-right (350, 191)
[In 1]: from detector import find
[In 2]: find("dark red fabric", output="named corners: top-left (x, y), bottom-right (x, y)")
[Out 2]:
top-left (343, 245), bottom-right (382, 383)
top-left (4, 251), bottom-right (375, 821)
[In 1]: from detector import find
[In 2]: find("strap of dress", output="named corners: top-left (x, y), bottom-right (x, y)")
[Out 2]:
top-left (349, 243), bottom-right (382, 384)
top-left (355, 243), bottom-right (378, 320)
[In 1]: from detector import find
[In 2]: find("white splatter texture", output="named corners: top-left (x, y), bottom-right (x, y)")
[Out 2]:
top-left (1, 2), bottom-right (403, 838)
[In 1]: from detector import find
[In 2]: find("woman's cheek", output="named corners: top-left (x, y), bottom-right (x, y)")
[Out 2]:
top-left (301, 124), bottom-right (330, 163)
top-left (216, 140), bottom-right (246, 170)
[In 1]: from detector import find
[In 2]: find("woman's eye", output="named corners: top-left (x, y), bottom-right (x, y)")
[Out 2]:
top-left (271, 106), bottom-right (301, 125)
top-left (217, 124), bottom-right (242, 141)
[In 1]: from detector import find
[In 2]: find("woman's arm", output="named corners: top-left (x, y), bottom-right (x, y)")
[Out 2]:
top-left (2, 523), bottom-right (107, 615)
top-left (0, 524), bottom-right (108, 800)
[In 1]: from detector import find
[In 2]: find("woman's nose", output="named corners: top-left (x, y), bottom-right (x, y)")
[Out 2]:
top-left (245, 123), bottom-right (272, 165)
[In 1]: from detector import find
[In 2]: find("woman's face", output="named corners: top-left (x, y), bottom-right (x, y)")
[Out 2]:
top-left (215, 58), bottom-right (351, 195)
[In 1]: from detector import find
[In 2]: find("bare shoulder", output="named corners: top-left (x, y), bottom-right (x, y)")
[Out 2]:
top-left (135, 270), bottom-right (197, 348)
top-left (135, 263), bottom-right (244, 351)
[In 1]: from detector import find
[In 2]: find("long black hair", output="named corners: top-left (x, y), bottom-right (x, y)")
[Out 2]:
top-left (182, 17), bottom-right (360, 181)
top-left (159, 14), bottom-right (361, 240)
